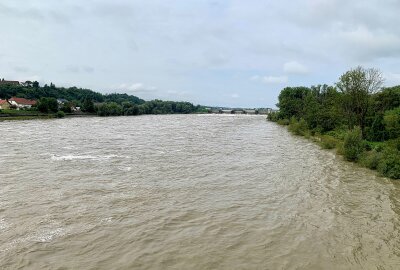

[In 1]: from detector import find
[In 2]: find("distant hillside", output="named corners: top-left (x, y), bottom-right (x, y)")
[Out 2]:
top-left (0, 81), bottom-right (145, 105)
top-left (0, 80), bottom-right (205, 116)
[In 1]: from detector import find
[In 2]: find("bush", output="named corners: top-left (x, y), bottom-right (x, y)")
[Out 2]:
top-left (384, 107), bottom-right (400, 139)
top-left (320, 135), bottom-right (338, 149)
top-left (56, 110), bottom-right (65, 118)
top-left (277, 118), bottom-right (289, 125)
top-left (61, 103), bottom-right (72, 113)
top-left (288, 117), bottom-right (309, 136)
top-left (359, 150), bottom-right (382, 170)
top-left (267, 111), bottom-right (280, 121)
top-left (377, 149), bottom-right (400, 179)
top-left (343, 127), bottom-right (364, 161)
top-left (96, 102), bottom-right (123, 116)
top-left (37, 97), bottom-right (58, 113)
top-left (386, 138), bottom-right (400, 151)
top-left (325, 128), bottom-right (347, 140)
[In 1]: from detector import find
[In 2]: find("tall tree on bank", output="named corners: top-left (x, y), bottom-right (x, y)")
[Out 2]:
top-left (276, 86), bottom-right (310, 119)
top-left (336, 66), bottom-right (384, 137)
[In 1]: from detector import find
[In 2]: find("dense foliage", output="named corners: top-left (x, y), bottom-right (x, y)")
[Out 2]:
top-left (0, 81), bottom-right (144, 105)
top-left (37, 97), bottom-right (58, 113)
top-left (96, 99), bottom-right (199, 116)
top-left (268, 66), bottom-right (400, 179)
top-left (0, 81), bottom-right (202, 116)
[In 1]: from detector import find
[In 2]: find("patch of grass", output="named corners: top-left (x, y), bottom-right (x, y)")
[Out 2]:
top-left (377, 149), bottom-right (400, 179)
top-left (288, 117), bottom-right (309, 136)
top-left (0, 109), bottom-right (42, 115)
top-left (319, 135), bottom-right (339, 149)
top-left (359, 150), bottom-right (382, 170)
top-left (0, 115), bottom-right (54, 121)
top-left (277, 118), bottom-right (289, 125)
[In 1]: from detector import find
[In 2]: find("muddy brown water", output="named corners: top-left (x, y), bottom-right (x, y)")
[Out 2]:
top-left (1, 115), bottom-right (400, 269)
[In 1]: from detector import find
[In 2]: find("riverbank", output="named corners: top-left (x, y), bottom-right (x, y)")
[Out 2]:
top-left (269, 117), bottom-right (400, 179)
top-left (0, 109), bottom-right (97, 121)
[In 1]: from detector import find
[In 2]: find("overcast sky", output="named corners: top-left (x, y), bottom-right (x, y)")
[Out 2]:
top-left (1, 0), bottom-right (400, 108)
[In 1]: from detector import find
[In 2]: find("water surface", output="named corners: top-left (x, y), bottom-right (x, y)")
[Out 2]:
top-left (1, 115), bottom-right (400, 269)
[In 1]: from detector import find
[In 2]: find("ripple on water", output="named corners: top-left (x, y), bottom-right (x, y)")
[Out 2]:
top-left (0, 115), bottom-right (400, 270)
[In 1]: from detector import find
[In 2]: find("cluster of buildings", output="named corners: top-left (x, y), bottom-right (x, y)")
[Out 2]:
top-left (0, 97), bottom-right (37, 110)
top-left (0, 80), bottom-right (37, 110)
top-left (0, 97), bottom-right (82, 112)
top-left (0, 79), bottom-right (20, 86)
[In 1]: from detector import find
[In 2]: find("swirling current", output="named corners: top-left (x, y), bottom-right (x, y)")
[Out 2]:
top-left (1, 115), bottom-right (400, 269)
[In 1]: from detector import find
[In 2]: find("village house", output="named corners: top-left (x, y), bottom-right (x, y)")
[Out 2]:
top-left (0, 79), bottom-right (20, 85)
top-left (8, 97), bottom-right (37, 109)
top-left (0, 99), bottom-right (11, 110)
top-left (57, 98), bottom-right (68, 105)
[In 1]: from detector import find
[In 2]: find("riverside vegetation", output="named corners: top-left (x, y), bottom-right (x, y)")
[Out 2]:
top-left (0, 81), bottom-right (205, 119)
top-left (268, 66), bottom-right (400, 179)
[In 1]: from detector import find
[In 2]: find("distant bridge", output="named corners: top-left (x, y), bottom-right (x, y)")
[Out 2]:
top-left (206, 108), bottom-right (275, 115)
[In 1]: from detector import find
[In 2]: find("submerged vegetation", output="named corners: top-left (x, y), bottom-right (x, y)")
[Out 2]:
top-left (268, 66), bottom-right (400, 179)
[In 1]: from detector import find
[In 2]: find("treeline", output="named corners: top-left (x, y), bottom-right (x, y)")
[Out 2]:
top-left (268, 66), bottom-right (400, 179)
top-left (96, 100), bottom-right (200, 116)
top-left (0, 81), bottom-right (144, 105)
top-left (0, 81), bottom-right (204, 116)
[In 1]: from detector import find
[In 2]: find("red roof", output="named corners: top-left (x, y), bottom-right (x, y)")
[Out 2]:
top-left (0, 99), bottom-right (8, 105)
top-left (9, 97), bottom-right (37, 105)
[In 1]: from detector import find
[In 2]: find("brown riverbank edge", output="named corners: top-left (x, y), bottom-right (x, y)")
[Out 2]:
top-left (0, 113), bottom-right (97, 121)
top-left (268, 118), bottom-right (400, 180)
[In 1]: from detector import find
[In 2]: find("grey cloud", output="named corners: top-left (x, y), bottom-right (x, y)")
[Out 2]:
top-left (283, 61), bottom-right (309, 75)
top-left (116, 83), bottom-right (157, 93)
top-left (13, 66), bottom-right (30, 73)
top-left (251, 75), bottom-right (288, 84)
top-left (279, 0), bottom-right (400, 62)
top-left (65, 66), bottom-right (95, 74)
top-left (90, 2), bottom-right (136, 18)
top-left (335, 27), bottom-right (400, 61)
top-left (83, 66), bottom-right (95, 73)
top-left (0, 2), bottom-right (73, 24)
top-left (2, 0), bottom-right (400, 108)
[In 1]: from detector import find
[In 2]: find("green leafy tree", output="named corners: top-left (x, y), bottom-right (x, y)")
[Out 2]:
top-left (37, 97), bottom-right (58, 113)
top-left (276, 87), bottom-right (311, 120)
top-left (343, 127), bottom-right (364, 161)
top-left (384, 107), bottom-right (400, 139)
top-left (336, 66), bottom-right (384, 137)
top-left (82, 97), bottom-right (95, 113)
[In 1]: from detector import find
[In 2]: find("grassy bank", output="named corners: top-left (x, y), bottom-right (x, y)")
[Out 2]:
top-left (0, 109), bottom-right (97, 121)
top-left (271, 116), bottom-right (400, 179)
top-left (268, 67), bottom-right (400, 180)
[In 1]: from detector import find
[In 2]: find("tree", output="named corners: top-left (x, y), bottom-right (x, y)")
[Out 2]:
top-left (384, 107), bottom-right (400, 139)
top-left (336, 66), bottom-right (384, 137)
top-left (37, 97), bottom-right (58, 113)
top-left (276, 87), bottom-right (311, 120)
top-left (82, 97), bottom-right (95, 113)
top-left (343, 127), bottom-right (364, 161)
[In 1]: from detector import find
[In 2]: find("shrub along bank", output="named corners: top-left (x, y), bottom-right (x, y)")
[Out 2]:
top-left (268, 66), bottom-right (400, 179)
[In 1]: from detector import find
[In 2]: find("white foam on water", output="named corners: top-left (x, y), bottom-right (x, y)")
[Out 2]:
top-left (50, 154), bottom-right (123, 161)
top-left (100, 217), bottom-right (113, 223)
top-left (36, 228), bottom-right (65, 243)
top-left (118, 166), bottom-right (132, 172)
top-left (0, 218), bottom-right (9, 231)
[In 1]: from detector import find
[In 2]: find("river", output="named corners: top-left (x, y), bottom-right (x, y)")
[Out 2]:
top-left (0, 115), bottom-right (400, 269)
